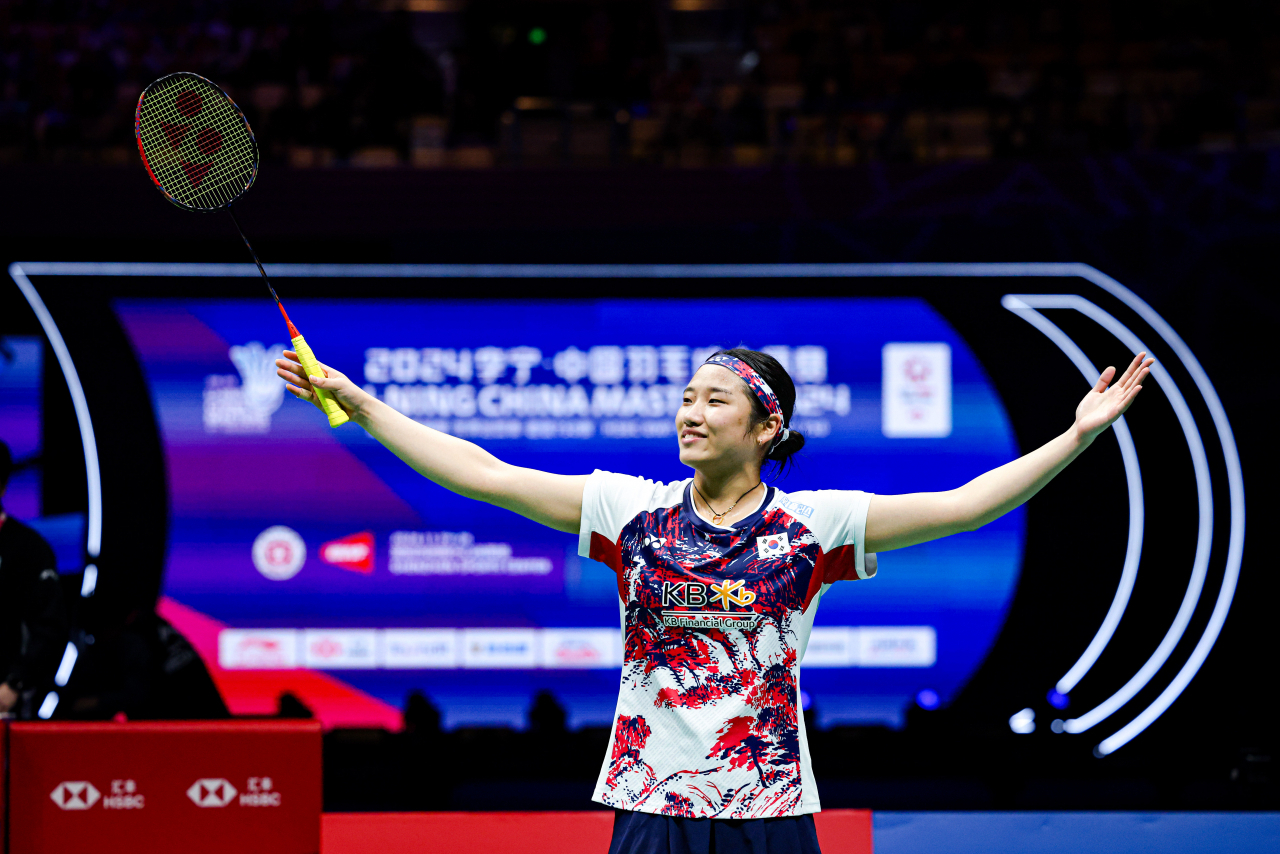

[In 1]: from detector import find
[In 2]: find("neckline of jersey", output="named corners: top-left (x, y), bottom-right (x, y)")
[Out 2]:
top-left (682, 481), bottom-right (776, 535)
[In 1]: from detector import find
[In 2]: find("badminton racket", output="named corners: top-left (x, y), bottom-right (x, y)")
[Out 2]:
top-left (134, 71), bottom-right (348, 427)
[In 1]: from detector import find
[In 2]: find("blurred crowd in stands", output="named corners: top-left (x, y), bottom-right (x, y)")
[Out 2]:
top-left (3, 0), bottom-right (1279, 169)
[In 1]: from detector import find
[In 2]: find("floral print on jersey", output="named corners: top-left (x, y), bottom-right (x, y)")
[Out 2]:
top-left (595, 488), bottom-right (825, 818)
top-left (605, 715), bottom-right (657, 804)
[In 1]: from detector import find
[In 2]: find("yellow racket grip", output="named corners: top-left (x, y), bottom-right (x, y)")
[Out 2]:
top-left (291, 334), bottom-right (349, 427)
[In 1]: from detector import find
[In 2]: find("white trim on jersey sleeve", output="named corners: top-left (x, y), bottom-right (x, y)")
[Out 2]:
top-left (577, 470), bottom-right (686, 558)
top-left (777, 489), bottom-right (876, 579)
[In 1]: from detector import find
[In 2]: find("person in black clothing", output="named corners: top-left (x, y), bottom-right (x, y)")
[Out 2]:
top-left (67, 606), bottom-right (231, 721)
top-left (0, 439), bottom-right (69, 718)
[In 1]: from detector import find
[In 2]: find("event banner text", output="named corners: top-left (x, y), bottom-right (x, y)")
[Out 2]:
top-left (360, 344), bottom-right (849, 440)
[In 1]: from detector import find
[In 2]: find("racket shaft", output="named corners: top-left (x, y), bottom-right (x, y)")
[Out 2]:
top-left (292, 335), bottom-right (349, 427)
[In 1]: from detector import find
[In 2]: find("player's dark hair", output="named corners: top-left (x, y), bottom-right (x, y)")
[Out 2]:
top-left (711, 348), bottom-right (806, 475)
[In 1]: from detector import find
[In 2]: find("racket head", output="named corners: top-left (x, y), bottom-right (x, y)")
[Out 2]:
top-left (135, 72), bottom-right (259, 212)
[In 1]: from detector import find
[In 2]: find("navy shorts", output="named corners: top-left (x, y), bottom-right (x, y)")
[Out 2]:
top-left (607, 809), bottom-right (822, 854)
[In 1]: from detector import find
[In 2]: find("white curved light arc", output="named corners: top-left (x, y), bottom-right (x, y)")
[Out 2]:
top-left (999, 296), bottom-right (1144, 695)
top-left (1008, 295), bottom-right (1213, 737)
top-left (1074, 273), bottom-right (1246, 757)
top-left (8, 263), bottom-right (102, 559)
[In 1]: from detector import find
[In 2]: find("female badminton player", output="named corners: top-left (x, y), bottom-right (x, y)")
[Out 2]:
top-left (278, 345), bottom-right (1152, 854)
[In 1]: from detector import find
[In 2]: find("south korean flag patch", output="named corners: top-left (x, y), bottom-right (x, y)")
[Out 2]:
top-left (756, 533), bottom-right (790, 559)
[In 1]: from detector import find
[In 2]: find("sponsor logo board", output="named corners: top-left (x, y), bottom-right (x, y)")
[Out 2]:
top-left (210, 625), bottom-right (930, 669)
top-left (461, 628), bottom-right (538, 668)
top-left (540, 629), bottom-right (620, 668)
top-left (858, 626), bottom-right (937, 667)
top-left (302, 629), bottom-right (378, 669)
top-left (382, 629), bottom-right (459, 668)
top-left (218, 629), bottom-right (299, 670)
top-left (803, 626), bottom-right (858, 667)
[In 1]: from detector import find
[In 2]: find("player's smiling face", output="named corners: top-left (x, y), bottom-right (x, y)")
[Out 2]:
top-left (677, 364), bottom-right (761, 472)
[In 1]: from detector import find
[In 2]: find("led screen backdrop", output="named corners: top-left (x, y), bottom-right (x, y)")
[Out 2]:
top-left (0, 336), bottom-right (41, 520)
top-left (0, 336), bottom-right (86, 571)
top-left (115, 298), bottom-right (1024, 729)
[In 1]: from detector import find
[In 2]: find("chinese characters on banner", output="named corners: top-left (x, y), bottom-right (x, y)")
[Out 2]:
top-left (361, 344), bottom-right (851, 441)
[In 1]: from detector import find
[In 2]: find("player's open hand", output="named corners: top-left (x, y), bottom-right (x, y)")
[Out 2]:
top-left (1073, 352), bottom-right (1155, 442)
top-left (276, 350), bottom-right (367, 418)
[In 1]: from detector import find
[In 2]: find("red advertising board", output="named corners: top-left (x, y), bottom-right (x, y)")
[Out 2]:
top-left (7, 720), bottom-right (321, 854)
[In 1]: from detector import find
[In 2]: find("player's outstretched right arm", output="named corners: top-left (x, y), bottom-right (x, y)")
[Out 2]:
top-left (276, 351), bottom-right (586, 534)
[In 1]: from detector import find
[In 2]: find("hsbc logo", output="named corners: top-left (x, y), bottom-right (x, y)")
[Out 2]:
top-left (50, 781), bottom-right (101, 810)
top-left (187, 778), bottom-right (238, 807)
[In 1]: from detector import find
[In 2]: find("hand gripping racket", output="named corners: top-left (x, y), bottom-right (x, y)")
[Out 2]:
top-left (134, 71), bottom-right (348, 427)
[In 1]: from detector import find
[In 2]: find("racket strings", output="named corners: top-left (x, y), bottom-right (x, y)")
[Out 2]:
top-left (137, 74), bottom-right (256, 210)
top-left (141, 76), bottom-right (251, 205)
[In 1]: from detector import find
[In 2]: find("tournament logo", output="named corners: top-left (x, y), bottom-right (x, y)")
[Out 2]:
top-left (202, 341), bottom-right (288, 434)
top-left (252, 525), bottom-right (306, 581)
top-left (756, 533), bottom-right (790, 559)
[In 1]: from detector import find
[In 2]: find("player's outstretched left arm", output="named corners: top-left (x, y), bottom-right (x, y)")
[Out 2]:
top-left (276, 351), bottom-right (586, 533)
top-left (864, 352), bottom-right (1154, 553)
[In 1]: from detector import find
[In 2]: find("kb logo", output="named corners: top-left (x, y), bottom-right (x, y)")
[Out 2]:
top-left (187, 778), bottom-right (238, 808)
top-left (50, 781), bottom-right (101, 810)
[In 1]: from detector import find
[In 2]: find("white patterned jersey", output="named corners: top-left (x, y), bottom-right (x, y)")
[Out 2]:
top-left (579, 470), bottom-right (874, 818)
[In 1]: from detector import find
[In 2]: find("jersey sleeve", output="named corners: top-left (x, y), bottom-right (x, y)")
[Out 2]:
top-left (790, 489), bottom-right (875, 583)
top-left (578, 470), bottom-right (666, 574)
